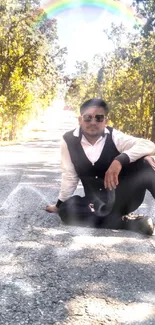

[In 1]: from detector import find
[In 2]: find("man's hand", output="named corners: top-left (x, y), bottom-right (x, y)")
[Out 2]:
top-left (104, 160), bottom-right (122, 190)
top-left (144, 156), bottom-right (155, 170)
top-left (44, 205), bottom-right (58, 213)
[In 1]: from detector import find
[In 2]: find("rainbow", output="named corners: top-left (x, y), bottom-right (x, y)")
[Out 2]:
top-left (37, 0), bottom-right (142, 25)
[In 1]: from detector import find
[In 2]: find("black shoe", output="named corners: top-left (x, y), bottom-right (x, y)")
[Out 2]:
top-left (122, 214), bottom-right (154, 236)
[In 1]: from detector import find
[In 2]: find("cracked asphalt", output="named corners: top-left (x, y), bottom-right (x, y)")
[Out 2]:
top-left (0, 110), bottom-right (155, 325)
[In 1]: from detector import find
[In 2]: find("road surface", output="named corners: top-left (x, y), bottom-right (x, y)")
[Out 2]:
top-left (0, 111), bottom-right (155, 325)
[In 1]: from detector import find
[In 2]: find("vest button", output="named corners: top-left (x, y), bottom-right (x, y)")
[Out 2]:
top-left (95, 176), bottom-right (98, 179)
top-left (99, 188), bottom-right (102, 191)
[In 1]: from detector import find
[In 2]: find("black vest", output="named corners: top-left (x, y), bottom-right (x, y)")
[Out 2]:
top-left (63, 127), bottom-right (120, 201)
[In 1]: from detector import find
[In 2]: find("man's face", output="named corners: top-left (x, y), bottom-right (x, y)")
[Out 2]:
top-left (78, 106), bottom-right (107, 138)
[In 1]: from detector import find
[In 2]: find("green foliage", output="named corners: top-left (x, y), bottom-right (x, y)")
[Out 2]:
top-left (0, 0), bottom-right (66, 140)
top-left (133, 0), bottom-right (155, 36)
top-left (65, 22), bottom-right (155, 141)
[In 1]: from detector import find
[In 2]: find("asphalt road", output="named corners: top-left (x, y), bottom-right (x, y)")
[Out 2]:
top-left (0, 111), bottom-right (155, 325)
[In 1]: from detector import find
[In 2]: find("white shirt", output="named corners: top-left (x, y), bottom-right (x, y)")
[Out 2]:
top-left (58, 126), bottom-right (155, 202)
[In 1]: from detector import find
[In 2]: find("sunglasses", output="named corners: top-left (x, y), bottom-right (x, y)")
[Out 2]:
top-left (82, 114), bottom-right (105, 123)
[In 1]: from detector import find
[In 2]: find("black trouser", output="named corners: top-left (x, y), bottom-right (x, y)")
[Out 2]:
top-left (58, 159), bottom-right (155, 230)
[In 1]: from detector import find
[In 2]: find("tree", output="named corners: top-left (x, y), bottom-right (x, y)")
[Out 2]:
top-left (133, 0), bottom-right (155, 36)
top-left (132, 0), bottom-right (155, 141)
top-left (65, 60), bottom-right (94, 113)
top-left (65, 23), bottom-right (155, 140)
top-left (0, 0), bottom-right (66, 139)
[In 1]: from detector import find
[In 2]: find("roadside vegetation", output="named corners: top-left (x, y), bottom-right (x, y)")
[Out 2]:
top-left (65, 0), bottom-right (155, 141)
top-left (0, 0), bottom-right (66, 140)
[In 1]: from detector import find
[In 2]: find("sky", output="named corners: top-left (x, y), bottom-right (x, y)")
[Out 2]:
top-left (40, 0), bottom-right (140, 74)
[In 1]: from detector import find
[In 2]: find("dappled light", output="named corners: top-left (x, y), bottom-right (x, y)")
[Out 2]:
top-left (33, 227), bottom-right (69, 236)
top-left (67, 296), bottom-right (155, 324)
top-left (14, 279), bottom-right (35, 296)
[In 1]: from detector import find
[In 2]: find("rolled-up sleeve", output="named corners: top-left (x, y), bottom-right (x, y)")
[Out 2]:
top-left (58, 138), bottom-right (79, 202)
top-left (112, 128), bottom-right (155, 163)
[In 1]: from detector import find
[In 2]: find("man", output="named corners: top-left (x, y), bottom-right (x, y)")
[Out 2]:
top-left (45, 98), bottom-right (155, 235)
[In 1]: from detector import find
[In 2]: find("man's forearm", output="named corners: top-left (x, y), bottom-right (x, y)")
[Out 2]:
top-left (56, 174), bottom-right (79, 207)
top-left (114, 153), bottom-right (130, 166)
top-left (113, 129), bottom-right (155, 163)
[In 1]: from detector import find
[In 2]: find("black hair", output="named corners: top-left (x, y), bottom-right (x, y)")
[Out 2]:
top-left (80, 98), bottom-right (109, 115)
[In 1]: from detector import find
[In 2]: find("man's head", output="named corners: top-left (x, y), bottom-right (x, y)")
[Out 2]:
top-left (78, 98), bottom-right (109, 141)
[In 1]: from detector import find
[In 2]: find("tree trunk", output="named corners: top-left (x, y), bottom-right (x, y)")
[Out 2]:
top-left (151, 113), bottom-right (155, 143)
top-left (9, 115), bottom-right (17, 141)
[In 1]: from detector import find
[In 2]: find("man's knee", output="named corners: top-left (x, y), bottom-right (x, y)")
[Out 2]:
top-left (58, 195), bottom-right (84, 224)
